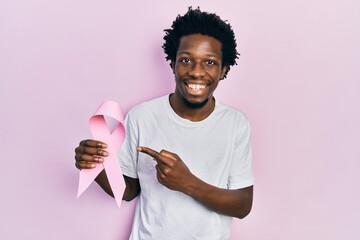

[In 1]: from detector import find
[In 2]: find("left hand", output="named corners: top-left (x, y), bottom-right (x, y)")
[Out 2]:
top-left (137, 146), bottom-right (194, 192)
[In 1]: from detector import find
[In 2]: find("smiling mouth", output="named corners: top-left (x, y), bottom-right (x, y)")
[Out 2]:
top-left (185, 83), bottom-right (207, 91)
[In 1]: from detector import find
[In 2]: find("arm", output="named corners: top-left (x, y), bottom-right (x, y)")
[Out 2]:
top-left (75, 139), bottom-right (140, 201)
top-left (137, 147), bottom-right (253, 219)
top-left (182, 176), bottom-right (253, 219)
top-left (94, 171), bottom-right (140, 201)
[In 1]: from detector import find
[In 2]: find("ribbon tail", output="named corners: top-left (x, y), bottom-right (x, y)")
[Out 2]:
top-left (77, 164), bottom-right (104, 198)
top-left (104, 153), bottom-right (126, 208)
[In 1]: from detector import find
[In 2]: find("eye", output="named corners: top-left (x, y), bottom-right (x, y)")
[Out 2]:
top-left (205, 60), bottom-right (217, 65)
top-left (179, 57), bottom-right (191, 63)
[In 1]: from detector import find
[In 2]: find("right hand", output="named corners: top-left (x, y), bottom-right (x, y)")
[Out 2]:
top-left (74, 139), bottom-right (108, 170)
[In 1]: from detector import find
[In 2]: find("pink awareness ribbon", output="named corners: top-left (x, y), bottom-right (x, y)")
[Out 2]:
top-left (77, 100), bottom-right (126, 208)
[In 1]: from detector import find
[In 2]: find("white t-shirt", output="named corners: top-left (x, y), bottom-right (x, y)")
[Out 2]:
top-left (118, 95), bottom-right (254, 240)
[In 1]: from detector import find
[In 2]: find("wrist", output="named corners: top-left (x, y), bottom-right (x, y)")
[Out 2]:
top-left (182, 174), bottom-right (205, 198)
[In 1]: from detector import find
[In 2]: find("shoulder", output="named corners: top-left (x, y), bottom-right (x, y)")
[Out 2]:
top-left (215, 101), bottom-right (252, 145)
top-left (126, 95), bottom-right (169, 120)
top-left (215, 100), bottom-right (249, 126)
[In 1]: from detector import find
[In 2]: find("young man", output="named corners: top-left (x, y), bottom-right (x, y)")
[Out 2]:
top-left (75, 7), bottom-right (254, 239)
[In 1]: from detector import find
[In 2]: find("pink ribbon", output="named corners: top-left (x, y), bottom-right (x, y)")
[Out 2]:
top-left (77, 100), bottom-right (126, 208)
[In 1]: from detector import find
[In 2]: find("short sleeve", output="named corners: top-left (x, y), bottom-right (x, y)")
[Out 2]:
top-left (228, 118), bottom-right (254, 189)
top-left (117, 113), bottom-right (139, 179)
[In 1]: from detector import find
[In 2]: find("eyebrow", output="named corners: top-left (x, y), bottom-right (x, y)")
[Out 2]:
top-left (177, 51), bottom-right (220, 58)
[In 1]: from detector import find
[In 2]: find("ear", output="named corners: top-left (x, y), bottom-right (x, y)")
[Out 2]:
top-left (220, 65), bottom-right (229, 80)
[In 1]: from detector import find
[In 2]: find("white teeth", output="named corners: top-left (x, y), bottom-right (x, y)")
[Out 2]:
top-left (188, 84), bottom-right (206, 91)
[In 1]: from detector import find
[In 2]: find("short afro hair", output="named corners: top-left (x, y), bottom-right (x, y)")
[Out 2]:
top-left (162, 7), bottom-right (239, 79)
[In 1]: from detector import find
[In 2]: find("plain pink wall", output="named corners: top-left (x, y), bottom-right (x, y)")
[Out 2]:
top-left (1, 0), bottom-right (359, 239)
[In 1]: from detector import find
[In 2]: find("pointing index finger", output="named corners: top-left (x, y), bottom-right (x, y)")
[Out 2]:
top-left (137, 146), bottom-right (175, 167)
top-left (137, 146), bottom-right (159, 160)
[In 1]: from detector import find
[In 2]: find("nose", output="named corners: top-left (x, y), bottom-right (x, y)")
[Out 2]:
top-left (188, 63), bottom-right (206, 78)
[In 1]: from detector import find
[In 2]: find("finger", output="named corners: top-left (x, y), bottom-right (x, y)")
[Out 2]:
top-left (156, 172), bottom-right (163, 185)
top-left (137, 146), bottom-right (160, 159)
top-left (75, 146), bottom-right (108, 157)
top-left (156, 163), bottom-right (169, 176)
top-left (75, 153), bottom-right (104, 163)
top-left (137, 146), bottom-right (166, 163)
top-left (79, 139), bottom-right (107, 148)
top-left (138, 146), bottom-right (175, 166)
top-left (159, 149), bottom-right (178, 161)
top-left (155, 168), bottom-right (165, 184)
top-left (75, 161), bottom-right (97, 170)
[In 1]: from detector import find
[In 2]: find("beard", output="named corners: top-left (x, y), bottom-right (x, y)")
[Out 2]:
top-left (182, 97), bottom-right (209, 109)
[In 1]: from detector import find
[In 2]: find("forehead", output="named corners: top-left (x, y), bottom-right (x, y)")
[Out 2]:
top-left (177, 34), bottom-right (222, 57)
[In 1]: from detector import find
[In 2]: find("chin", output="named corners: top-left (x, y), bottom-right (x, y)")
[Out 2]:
top-left (183, 97), bottom-right (209, 109)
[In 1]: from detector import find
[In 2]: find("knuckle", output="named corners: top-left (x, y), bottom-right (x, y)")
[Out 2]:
top-left (75, 162), bottom-right (81, 170)
top-left (157, 172), bottom-right (163, 179)
top-left (160, 149), bottom-right (168, 156)
top-left (75, 146), bottom-right (82, 153)
top-left (77, 153), bottom-right (84, 160)
top-left (78, 147), bottom-right (86, 154)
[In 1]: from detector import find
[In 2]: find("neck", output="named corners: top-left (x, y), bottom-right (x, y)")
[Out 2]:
top-left (169, 93), bottom-right (215, 122)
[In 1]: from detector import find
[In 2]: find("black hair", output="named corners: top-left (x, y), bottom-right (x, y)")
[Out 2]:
top-left (162, 7), bottom-right (239, 79)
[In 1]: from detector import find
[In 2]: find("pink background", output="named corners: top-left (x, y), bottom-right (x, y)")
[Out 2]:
top-left (1, 0), bottom-right (359, 239)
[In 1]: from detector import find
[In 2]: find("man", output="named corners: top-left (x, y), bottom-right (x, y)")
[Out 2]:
top-left (75, 7), bottom-right (254, 239)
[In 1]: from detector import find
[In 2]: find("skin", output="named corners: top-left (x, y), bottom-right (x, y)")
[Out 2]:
top-left (74, 34), bottom-right (253, 218)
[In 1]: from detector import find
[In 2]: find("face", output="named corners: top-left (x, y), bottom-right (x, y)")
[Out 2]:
top-left (172, 34), bottom-right (227, 108)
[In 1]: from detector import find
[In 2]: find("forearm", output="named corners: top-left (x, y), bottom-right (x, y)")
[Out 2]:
top-left (136, 146), bottom-right (253, 217)
top-left (183, 176), bottom-right (253, 219)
